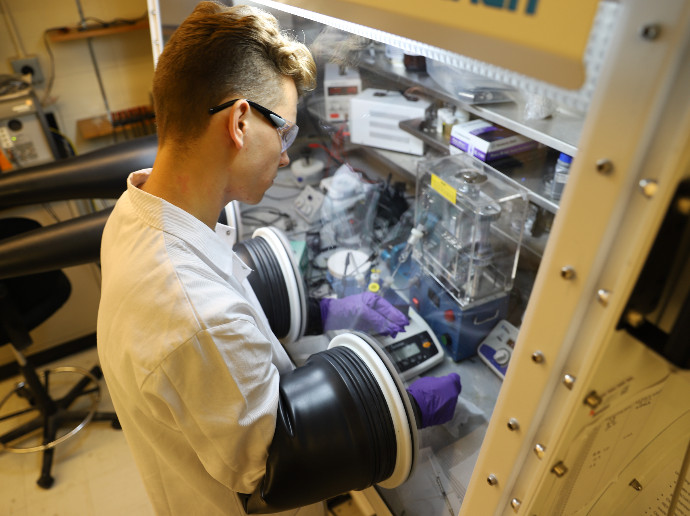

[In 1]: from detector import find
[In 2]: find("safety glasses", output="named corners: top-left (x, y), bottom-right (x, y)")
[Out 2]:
top-left (208, 99), bottom-right (298, 153)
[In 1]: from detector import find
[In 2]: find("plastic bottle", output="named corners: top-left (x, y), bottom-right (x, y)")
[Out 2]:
top-left (546, 152), bottom-right (573, 201)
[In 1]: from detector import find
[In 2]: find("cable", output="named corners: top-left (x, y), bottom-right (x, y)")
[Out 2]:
top-left (49, 127), bottom-right (77, 156)
top-left (41, 29), bottom-right (60, 106)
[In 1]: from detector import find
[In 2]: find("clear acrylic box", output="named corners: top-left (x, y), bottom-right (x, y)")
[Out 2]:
top-left (413, 153), bottom-right (529, 307)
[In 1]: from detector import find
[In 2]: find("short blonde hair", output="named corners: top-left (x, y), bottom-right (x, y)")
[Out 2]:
top-left (153, 1), bottom-right (316, 146)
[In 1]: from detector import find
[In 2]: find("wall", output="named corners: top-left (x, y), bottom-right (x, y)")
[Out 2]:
top-left (1, 0), bottom-right (154, 154)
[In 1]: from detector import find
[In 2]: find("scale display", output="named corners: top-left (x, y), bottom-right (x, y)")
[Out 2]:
top-left (377, 308), bottom-right (445, 380)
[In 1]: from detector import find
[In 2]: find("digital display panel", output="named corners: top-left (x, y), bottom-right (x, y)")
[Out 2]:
top-left (327, 86), bottom-right (359, 96)
top-left (392, 342), bottom-right (419, 361)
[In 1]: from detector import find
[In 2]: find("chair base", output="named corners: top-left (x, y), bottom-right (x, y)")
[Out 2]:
top-left (0, 364), bottom-right (120, 489)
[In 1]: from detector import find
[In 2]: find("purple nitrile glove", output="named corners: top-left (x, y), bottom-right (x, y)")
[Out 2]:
top-left (406, 373), bottom-right (462, 428)
top-left (319, 291), bottom-right (410, 338)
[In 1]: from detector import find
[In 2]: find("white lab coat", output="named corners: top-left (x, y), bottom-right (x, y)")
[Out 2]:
top-left (97, 170), bottom-right (324, 516)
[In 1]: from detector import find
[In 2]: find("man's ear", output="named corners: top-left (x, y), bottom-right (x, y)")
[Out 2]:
top-left (226, 100), bottom-right (250, 150)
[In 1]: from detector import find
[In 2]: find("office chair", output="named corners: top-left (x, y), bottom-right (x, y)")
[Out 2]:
top-left (0, 218), bottom-right (120, 489)
top-left (0, 135), bottom-right (158, 489)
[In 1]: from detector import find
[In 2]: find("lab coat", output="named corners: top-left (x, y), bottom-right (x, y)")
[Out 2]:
top-left (97, 170), bottom-right (324, 516)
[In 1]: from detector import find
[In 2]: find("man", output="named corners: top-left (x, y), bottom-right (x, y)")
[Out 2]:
top-left (97, 3), bottom-right (460, 515)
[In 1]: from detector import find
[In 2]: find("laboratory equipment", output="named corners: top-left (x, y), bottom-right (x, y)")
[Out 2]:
top-left (409, 153), bottom-right (527, 360)
top-left (543, 152), bottom-right (573, 201)
top-left (477, 319), bottom-right (520, 379)
top-left (0, 76), bottom-right (59, 169)
top-left (413, 153), bottom-right (528, 306)
top-left (293, 184), bottom-right (325, 224)
top-left (326, 248), bottom-right (371, 297)
top-left (232, 227), bottom-right (308, 345)
top-left (242, 331), bottom-right (418, 512)
top-left (146, 1), bottom-right (690, 514)
top-left (411, 272), bottom-right (508, 361)
top-left (377, 307), bottom-right (445, 381)
top-left (323, 62), bottom-right (362, 122)
top-left (319, 164), bottom-right (379, 246)
top-left (349, 89), bottom-right (430, 155)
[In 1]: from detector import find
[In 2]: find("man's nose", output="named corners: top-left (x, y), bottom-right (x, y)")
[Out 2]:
top-left (278, 151), bottom-right (290, 168)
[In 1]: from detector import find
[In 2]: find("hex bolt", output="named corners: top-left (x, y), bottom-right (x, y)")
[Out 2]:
top-left (640, 24), bottom-right (661, 40)
top-left (487, 474), bottom-right (498, 486)
top-left (597, 289), bottom-right (611, 306)
top-left (584, 390), bottom-right (603, 409)
top-left (595, 159), bottom-right (614, 175)
top-left (629, 478), bottom-right (643, 491)
top-left (551, 461), bottom-right (569, 477)
top-left (507, 418), bottom-right (520, 431)
top-left (534, 443), bottom-right (546, 459)
top-left (563, 374), bottom-right (576, 390)
top-left (531, 351), bottom-right (545, 364)
top-left (625, 309), bottom-right (645, 327)
top-left (639, 179), bottom-right (658, 198)
top-left (560, 266), bottom-right (576, 280)
top-left (510, 498), bottom-right (522, 512)
top-left (676, 197), bottom-right (690, 216)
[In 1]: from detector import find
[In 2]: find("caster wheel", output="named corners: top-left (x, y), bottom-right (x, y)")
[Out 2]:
top-left (37, 474), bottom-right (55, 489)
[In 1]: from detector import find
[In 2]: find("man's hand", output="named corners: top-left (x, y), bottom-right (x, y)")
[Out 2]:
top-left (320, 291), bottom-right (410, 337)
top-left (406, 373), bottom-right (462, 428)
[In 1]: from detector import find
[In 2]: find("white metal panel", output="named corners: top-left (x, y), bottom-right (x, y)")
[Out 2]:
top-left (460, 0), bottom-right (690, 513)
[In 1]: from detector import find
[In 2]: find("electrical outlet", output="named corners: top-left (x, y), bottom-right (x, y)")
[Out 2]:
top-left (10, 55), bottom-right (44, 84)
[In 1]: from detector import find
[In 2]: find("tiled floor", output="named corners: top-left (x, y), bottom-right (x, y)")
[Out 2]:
top-left (0, 347), bottom-right (366, 516)
top-left (0, 347), bottom-right (154, 516)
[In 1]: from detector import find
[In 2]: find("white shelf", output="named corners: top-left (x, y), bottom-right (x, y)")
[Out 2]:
top-left (359, 54), bottom-right (582, 157)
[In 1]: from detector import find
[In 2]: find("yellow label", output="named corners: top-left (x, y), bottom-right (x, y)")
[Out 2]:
top-left (431, 174), bottom-right (457, 205)
top-left (267, 0), bottom-right (601, 88)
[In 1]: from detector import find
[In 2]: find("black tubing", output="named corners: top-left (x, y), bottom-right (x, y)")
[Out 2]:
top-left (0, 208), bottom-right (112, 279)
top-left (241, 345), bottom-right (398, 513)
top-left (0, 135), bottom-right (157, 208)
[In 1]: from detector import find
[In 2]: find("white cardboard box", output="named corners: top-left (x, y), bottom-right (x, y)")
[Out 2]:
top-left (449, 119), bottom-right (536, 161)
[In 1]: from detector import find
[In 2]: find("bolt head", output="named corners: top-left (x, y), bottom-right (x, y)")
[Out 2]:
top-left (560, 266), bottom-right (576, 280)
top-left (563, 374), bottom-right (576, 389)
top-left (487, 474), bottom-right (498, 486)
top-left (625, 309), bottom-right (645, 327)
top-left (639, 179), bottom-right (658, 198)
top-left (676, 197), bottom-right (690, 216)
top-left (551, 461), bottom-right (569, 477)
top-left (595, 159), bottom-right (614, 175)
top-left (640, 24), bottom-right (661, 40)
top-left (597, 289), bottom-right (611, 306)
top-left (584, 391), bottom-right (603, 409)
top-left (510, 498), bottom-right (522, 511)
top-left (534, 443), bottom-right (546, 459)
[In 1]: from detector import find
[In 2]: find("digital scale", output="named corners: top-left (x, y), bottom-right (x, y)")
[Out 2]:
top-left (376, 308), bottom-right (445, 381)
top-left (477, 319), bottom-right (519, 379)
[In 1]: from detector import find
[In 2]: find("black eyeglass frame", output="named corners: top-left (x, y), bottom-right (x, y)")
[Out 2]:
top-left (208, 98), bottom-right (298, 153)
